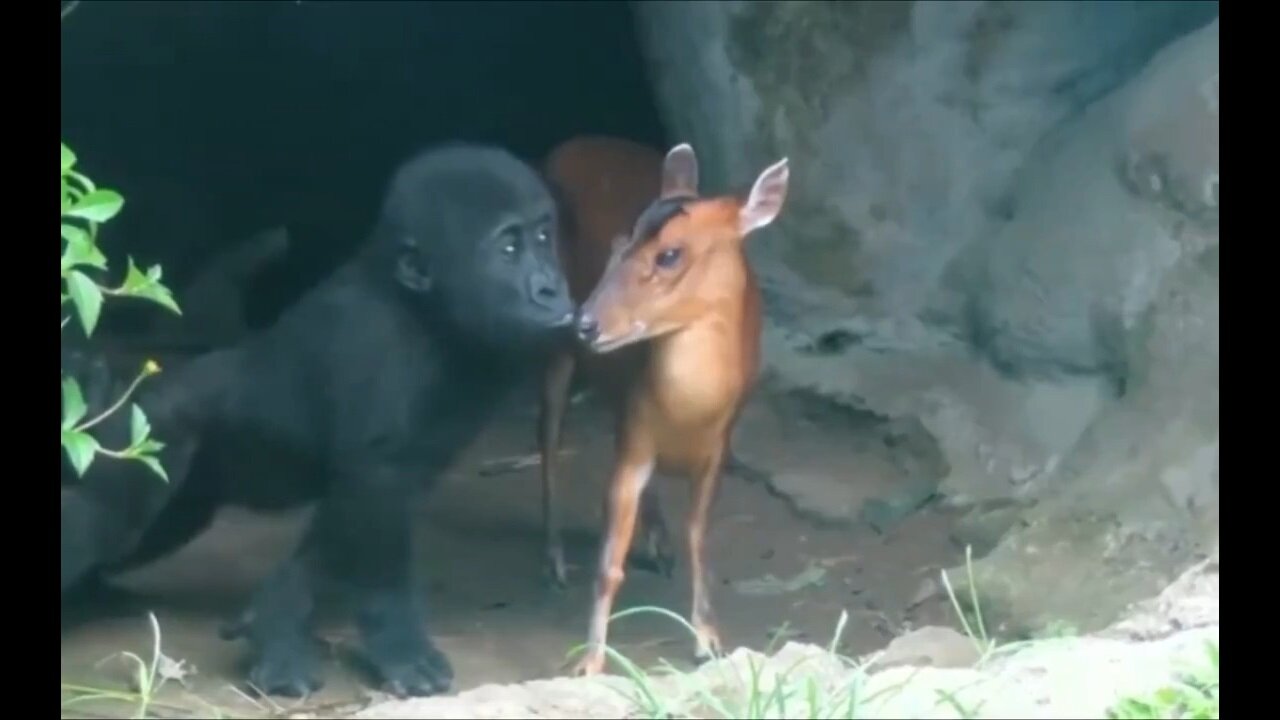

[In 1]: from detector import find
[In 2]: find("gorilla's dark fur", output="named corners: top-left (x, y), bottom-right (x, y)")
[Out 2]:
top-left (60, 143), bottom-right (575, 697)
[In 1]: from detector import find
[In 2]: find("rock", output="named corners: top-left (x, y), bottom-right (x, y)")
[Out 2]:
top-left (729, 386), bottom-right (947, 528)
top-left (636, 0), bottom-right (1218, 301)
top-left (943, 512), bottom-right (1189, 639)
top-left (950, 502), bottom-right (1026, 556)
top-left (858, 478), bottom-right (940, 533)
top-left (635, 0), bottom-right (1217, 335)
top-left (639, 2), bottom-right (1219, 633)
top-left (353, 676), bottom-right (634, 719)
top-left (948, 15), bottom-right (1220, 389)
top-left (940, 16), bottom-right (1219, 636)
top-left (351, 550), bottom-right (1219, 717)
top-left (864, 625), bottom-right (981, 672)
top-left (1101, 551), bottom-right (1219, 641)
top-left (355, 606), bottom-right (1218, 720)
top-left (860, 625), bottom-right (1218, 719)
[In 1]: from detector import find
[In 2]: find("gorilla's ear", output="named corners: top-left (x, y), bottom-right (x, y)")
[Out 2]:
top-left (394, 237), bottom-right (433, 293)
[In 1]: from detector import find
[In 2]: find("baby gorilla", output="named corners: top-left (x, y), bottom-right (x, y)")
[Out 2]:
top-left (59, 143), bottom-right (574, 697)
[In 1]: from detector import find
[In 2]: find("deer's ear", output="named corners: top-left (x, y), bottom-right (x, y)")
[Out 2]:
top-left (660, 143), bottom-right (699, 199)
top-left (739, 157), bottom-right (789, 235)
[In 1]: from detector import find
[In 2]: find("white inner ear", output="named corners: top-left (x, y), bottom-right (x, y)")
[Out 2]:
top-left (740, 160), bottom-right (790, 235)
top-left (661, 143), bottom-right (699, 198)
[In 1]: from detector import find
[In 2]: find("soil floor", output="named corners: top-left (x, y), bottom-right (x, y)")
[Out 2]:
top-left (61, 385), bottom-right (966, 718)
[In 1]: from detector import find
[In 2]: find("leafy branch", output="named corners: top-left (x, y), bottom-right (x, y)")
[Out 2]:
top-left (61, 142), bottom-right (182, 482)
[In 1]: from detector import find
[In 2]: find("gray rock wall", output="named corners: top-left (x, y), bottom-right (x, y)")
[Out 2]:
top-left (633, 1), bottom-right (1219, 633)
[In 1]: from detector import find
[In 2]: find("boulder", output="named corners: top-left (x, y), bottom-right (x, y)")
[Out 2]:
top-left (354, 558), bottom-right (1218, 719)
top-left (636, 1), bottom-right (1219, 633)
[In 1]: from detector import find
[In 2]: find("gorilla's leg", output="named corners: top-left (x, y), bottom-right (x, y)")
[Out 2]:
top-left (220, 544), bottom-right (324, 697)
top-left (318, 467), bottom-right (453, 697)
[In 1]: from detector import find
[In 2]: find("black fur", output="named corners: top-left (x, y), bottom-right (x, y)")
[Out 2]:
top-left (623, 194), bottom-right (693, 257)
top-left (60, 143), bottom-right (574, 698)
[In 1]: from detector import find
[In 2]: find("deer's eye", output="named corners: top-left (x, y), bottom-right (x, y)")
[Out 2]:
top-left (654, 247), bottom-right (682, 269)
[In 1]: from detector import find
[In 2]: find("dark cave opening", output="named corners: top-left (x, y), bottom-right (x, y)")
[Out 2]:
top-left (60, 0), bottom-right (669, 330)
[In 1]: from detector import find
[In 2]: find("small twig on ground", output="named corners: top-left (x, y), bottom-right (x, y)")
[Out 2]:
top-left (268, 697), bottom-right (377, 719)
top-left (476, 448), bottom-right (577, 476)
top-left (810, 553), bottom-right (861, 568)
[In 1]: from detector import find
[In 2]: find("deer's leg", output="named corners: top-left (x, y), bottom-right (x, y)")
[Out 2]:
top-left (629, 484), bottom-right (675, 578)
top-left (687, 444), bottom-right (727, 662)
top-left (571, 443), bottom-right (655, 677)
top-left (538, 351), bottom-right (576, 588)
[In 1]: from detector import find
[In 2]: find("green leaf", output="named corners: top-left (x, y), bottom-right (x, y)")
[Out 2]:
top-left (130, 404), bottom-right (151, 447)
top-left (120, 258), bottom-right (150, 292)
top-left (122, 259), bottom-right (182, 316)
top-left (60, 222), bottom-right (90, 246)
top-left (62, 376), bottom-right (87, 430)
top-left (137, 455), bottom-right (169, 483)
top-left (68, 170), bottom-right (97, 195)
top-left (133, 438), bottom-right (166, 455)
top-left (66, 271), bottom-right (104, 336)
top-left (61, 429), bottom-right (100, 477)
top-left (61, 224), bottom-right (107, 273)
top-left (61, 143), bottom-right (76, 173)
top-left (66, 189), bottom-right (124, 223)
top-left (141, 283), bottom-right (182, 316)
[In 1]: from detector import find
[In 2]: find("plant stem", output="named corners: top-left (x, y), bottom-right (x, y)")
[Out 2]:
top-left (74, 368), bottom-right (149, 433)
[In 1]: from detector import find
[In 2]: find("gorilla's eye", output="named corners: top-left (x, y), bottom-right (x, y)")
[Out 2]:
top-left (535, 225), bottom-right (550, 244)
top-left (498, 226), bottom-right (521, 257)
top-left (655, 247), bottom-right (682, 269)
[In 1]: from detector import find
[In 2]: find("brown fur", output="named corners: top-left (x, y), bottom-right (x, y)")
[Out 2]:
top-left (539, 136), bottom-right (789, 676)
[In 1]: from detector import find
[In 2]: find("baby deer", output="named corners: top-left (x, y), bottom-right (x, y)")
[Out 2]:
top-left (540, 137), bottom-right (790, 676)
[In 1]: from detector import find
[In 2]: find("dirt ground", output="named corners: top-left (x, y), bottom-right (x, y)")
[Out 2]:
top-left (60, 383), bottom-right (966, 718)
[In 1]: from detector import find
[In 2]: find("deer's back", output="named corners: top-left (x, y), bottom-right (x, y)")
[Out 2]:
top-left (544, 136), bottom-right (665, 302)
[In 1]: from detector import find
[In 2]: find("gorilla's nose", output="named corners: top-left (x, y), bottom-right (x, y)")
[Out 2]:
top-left (529, 271), bottom-right (568, 310)
top-left (575, 311), bottom-right (600, 344)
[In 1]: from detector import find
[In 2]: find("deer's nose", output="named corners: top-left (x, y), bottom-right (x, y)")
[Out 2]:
top-left (575, 311), bottom-right (600, 344)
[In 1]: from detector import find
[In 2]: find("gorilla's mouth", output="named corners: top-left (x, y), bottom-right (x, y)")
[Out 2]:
top-left (517, 306), bottom-right (576, 335)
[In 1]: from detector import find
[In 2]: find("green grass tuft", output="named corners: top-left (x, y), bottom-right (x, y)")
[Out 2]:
top-left (1106, 640), bottom-right (1219, 720)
